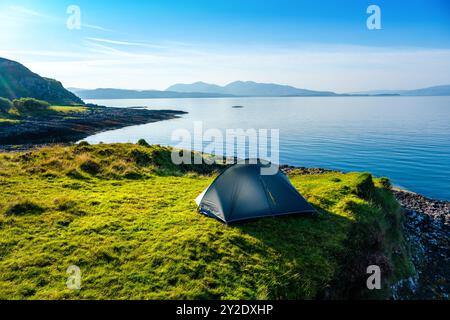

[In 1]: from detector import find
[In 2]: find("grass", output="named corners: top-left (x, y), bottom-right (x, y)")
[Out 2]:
top-left (0, 104), bottom-right (88, 120)
top-left (0, 143), bottom-right (413, 299)
top-left (0, 118), bottom-right (21, 123)
top-left (48, 106), bottom-right (88, 113)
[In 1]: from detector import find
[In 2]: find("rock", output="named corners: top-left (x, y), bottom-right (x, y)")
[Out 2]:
top-left (392, 189), bottom-right (449, 300)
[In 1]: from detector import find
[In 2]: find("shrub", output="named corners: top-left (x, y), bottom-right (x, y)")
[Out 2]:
top-left (137, 139), bottom-right (150, 147)
top-left (79, 159), bottom-right (101, 175)
top-left (12, 98), bottom-right (51, 116)
top-left (5, 200), bottom-right (45, 216)
top-left (129, 148), bottom-right (151, 166)
top-left (78, 141), bottom-right (90, 146)
top-left (0, 97), bottom-right (13, 113)
top-left (123, 170), bottom-right (143, 179)
top-left (379, 177), bottom-right (392, 190)
top-left (354, 173), bottom-right (375, 200)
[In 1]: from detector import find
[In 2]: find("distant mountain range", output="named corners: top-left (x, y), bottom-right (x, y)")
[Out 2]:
top-left (351, 85), bottom-right (450, 96)
top-left (69, 88), bottom-right (234, 100)
top-left (0, 57), bottom-right (83, 105)
top-left (166, 81), bottom-right (338, 97)
top-left (72, 81), bottom-right (450, 99)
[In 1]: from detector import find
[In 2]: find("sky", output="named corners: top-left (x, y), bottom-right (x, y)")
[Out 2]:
top-left (0, 0), bottom-right (450, 92)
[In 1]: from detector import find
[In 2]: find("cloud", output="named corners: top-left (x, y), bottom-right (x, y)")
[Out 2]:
top-left (9, 5), bottom-right (47, 17)
top-left (86, 37), bottom-right (148, 46)
top-left (6, 5), bottom-right (112, 33)
top-left (86, 37), bottom-right (166, 49)
top-left (82, 24), bottom-right (114, 32)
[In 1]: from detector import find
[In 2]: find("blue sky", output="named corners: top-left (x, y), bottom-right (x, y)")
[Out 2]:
top-left (1, 0), bottom-right (450, 92)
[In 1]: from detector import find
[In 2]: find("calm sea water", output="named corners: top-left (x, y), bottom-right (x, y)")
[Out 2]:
top-left (84, 97), bottom-right (450, 200)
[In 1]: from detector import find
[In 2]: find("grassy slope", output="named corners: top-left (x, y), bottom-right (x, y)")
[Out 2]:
top-left (1, 105), bottom-right (86, 119)
top-left (47, 106), bottom-right (88, 113)
top-left (0, 118), bottom-right (21, 123)
top-left (0, 143), bottom-right (413, 299)
top-left (0, 105), bottom-right (86, 125)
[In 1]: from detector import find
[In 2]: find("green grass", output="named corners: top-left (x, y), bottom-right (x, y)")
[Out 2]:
top-left (48, 106), bottom-right (88, 113)
top-left (0, 118), bottom-right (21, 123)
top-left (0, 103), bottom-right (87, 120)
top-left (0, 143), bottom-right (413, 299)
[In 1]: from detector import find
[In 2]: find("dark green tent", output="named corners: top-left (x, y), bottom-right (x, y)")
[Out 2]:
top-left (195, 160), bottom-right (316, 223)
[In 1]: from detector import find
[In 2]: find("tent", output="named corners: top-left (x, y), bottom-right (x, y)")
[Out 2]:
top-left (195, 159), bottom-right (316, 223)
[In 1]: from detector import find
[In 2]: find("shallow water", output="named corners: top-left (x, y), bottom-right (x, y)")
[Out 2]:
top-left (84, 96), bottom-right (450, 200)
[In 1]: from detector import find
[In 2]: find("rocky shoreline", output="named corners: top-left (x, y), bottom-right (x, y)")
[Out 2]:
top-left (0, 106), bottom-right (186, 148)
top-left (391, 189), bottom-right (449, 299)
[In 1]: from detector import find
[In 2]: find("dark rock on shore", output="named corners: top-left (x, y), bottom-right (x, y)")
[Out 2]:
top-left (391, 190), bottom-right (449, 300)
top-left (0, 106), bottom-right (186, 147)
top-left (280, 165), bottom-right (339, 175)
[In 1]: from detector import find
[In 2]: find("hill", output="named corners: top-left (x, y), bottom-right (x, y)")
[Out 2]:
top-left (165, 81), bottom-right (225, 94)
top-left (0, 143), bottom-right (413, 299)
top-left (71, 82), bottom-right (450, 100)
top-left (167, 80), bottom-right (338, 97)
top-left (71, 88), bottom-right (234, 99)
top-left (352, 84), bottom-right (450, 96)
top-left (0, 57), bottom-right (83, 105)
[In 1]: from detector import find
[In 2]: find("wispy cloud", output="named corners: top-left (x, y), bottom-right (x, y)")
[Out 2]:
top-left (83, 24), bottom-right (114, 32)
top-left (86, 37), bottom-right (166, 49)
top-left (9, 5), bottom-right (47, 17)
top-left (6, 5), bottom-right (112, 33)
top-left (86, 37), bottom-right (147, 47)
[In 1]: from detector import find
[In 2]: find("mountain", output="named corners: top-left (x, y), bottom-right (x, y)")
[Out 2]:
top-left (400, 85), bottom-right (450, 96)
top-left (351, 85), bottom-right (450, 96)
top-left (72, 88), bottom-right (234, 100)
top-left (166, 81), bottom-right (225, 94)
top-left (70, 82), bottom-right (450, 100)
top-left (0, 57), bottom-right (84, 105)
top-left (167, 80), bottom-right (338, 97)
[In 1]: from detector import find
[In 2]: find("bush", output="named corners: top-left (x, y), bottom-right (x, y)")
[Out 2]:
top-left (79, 159), bottom-right (101, 175)
top-left (129, 148), bottom-right (151, 166)
top-left (12, 98), bottom-right (50, 116)
top-left (354, 173), bottom-right (375, 200)
top-left (0, 97), bottom-right (13, 113)
top-left (379, 177), bottom-right (392, 190)
top-left (77, 141), bottom-right (90, 146)
top-left (137, 139), bottom-right (150, 147)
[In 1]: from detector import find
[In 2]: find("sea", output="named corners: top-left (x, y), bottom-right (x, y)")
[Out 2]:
top-left (83, 96), bottom-right (450, 200)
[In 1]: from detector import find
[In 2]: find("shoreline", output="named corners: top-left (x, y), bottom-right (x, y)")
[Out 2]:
top-left (0, 106), bottom-right (187, 148)
top-left (391, 189), bottom-right (449, 299)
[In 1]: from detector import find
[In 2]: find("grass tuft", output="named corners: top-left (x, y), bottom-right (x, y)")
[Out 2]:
top-left (4, 200), bottom-right (45, 216)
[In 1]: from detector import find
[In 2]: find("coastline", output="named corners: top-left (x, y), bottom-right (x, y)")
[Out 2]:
top-left (0, 106), bottom-right (187, 148)
top-left (282, 165), bottom-right (449, 299)
top-left (391, 189), bottom-right (449, 299)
